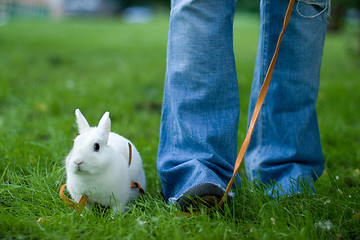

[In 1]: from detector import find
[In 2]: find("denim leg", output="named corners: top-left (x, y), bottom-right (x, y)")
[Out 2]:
top-left (245, 0), bottom-right (330, 195)
top-left (157, 0), bottom-right (241, 203)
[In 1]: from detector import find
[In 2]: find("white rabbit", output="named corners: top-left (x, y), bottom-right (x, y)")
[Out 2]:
top-left (65, 109), bottom-right (146, 212)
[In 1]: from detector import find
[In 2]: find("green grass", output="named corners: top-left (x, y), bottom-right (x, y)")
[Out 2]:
top-left (1, 13), bottom-right (360, 239)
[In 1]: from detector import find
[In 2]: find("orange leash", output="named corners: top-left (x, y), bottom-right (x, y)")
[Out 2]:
top-left (59, 184), bottom-right (88, 213)
top-left (218, 0), bottom-right (295, 206)
top-left (59, 182), bottom-right (145, 213)
top-left (131, 182), bottom-right (145, 195)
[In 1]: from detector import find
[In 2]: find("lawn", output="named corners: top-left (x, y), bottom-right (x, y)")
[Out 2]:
top-left (0, 12), bottom-right (359, 239)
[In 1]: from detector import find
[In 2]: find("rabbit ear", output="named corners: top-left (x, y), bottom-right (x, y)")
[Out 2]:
top-left (75, 109), bottom-right (90, 134)
top-left (97, 111), bottom-right (111, 139)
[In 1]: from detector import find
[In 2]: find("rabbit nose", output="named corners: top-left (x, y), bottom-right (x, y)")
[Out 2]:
top-left (74, 161), bottom-right (84, 171)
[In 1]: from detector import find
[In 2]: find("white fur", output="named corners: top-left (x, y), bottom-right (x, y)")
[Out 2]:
top-left (65, 109), bottom-right (146, 212)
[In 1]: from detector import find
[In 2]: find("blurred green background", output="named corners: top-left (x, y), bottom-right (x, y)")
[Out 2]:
top-left (0, 1), bottom-right (359, 239)
top-left (0, 0), bottom-right (359, 184)
top-left (1, 0), bottom-right (359, 30)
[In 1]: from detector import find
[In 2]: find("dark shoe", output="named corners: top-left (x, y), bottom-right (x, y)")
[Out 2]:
top-left (176, 183), bottom-right (225, 212)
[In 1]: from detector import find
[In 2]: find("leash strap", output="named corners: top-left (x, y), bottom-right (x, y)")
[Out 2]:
top-left (128, 142), bottom-right (132, 166)
top-left (218, 0), bottom-right (295, 206)
top-left (59, 182), bottom-right (145, 213)
top-left (59, 184), bottom-right (88, 213)
top-left (131, 182), bottom-right (145, 195)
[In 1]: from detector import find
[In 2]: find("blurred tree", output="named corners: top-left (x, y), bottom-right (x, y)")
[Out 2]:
top-left (119, 0), bottom-right (169, 8)
top-left (328, 0), bottom-right (360, 31)
top-left (328, 0), bottom-right (360, 58)
top-left (237, 0), bottom-right (260, 13)
top-left (328, 0), bottom-right (349, 31)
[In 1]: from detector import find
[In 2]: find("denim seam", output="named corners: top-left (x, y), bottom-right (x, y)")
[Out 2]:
top-left (261, 0), bottom-right (270, 148)
top-left (260, 0), bottom-right (269, 86)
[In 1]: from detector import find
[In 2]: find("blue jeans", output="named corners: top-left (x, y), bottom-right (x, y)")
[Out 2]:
top-left (157, 0), bottom-right (330, 203)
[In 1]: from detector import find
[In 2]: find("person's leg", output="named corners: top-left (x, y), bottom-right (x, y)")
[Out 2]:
top-left (157, 0), bottom-right (241, 203)
top-left (245, 0), bottom-right (330, 196)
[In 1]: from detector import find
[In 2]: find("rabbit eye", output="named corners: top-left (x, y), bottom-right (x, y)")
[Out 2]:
top-left (94, 143), bottom-right (100, 152)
